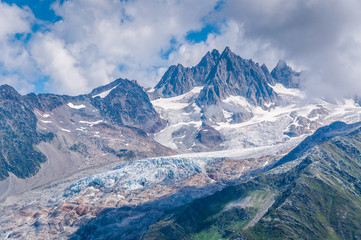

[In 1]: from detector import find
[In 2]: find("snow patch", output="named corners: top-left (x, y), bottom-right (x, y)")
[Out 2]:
top-left (76, 127), bottom-right (87, 132)
top-left (67, 103), bottom-right (86, 109)
top-left (270, 83), bottom-right (305, 98)
top-left (223, 95), bottom-right (253, 110)
top-left (35, 111), bottom-right (51, 118)
top-left (147, 88), bottom-right (155, 93)
top-left (60, 128), bottom-right (71, 133)
top-left (40, 120), bottom-right (52, 124)
top-left (92, 85), bottom-right (118, 98)
top-left (79, 120), bottom-right (104, 126)
top-left (152, 86), bottom-right (203, 110)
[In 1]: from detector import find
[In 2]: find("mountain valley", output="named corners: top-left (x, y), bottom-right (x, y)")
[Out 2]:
top-left (1, 47), bottom-right (361, 239)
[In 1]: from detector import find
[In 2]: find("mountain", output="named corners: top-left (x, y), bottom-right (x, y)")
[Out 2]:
top-left (153, 49), bottom-right (220, 97)
top-left (144, 121), bottom-right (361, 239)
top-left (90, 79), bottom-right (165, 133)
top-left (0, 78), bottom-right (172, 200)
top-left (0, 85), bottom-right (53, 180)
top-left (271, 60), bottom-right (301, 88)
top-left (196, 47), bottom-right (277, 108)
top-left (154, 47), bottom-right (278, 117)
top-left (273, 121), bottom-right (361, 168)
top-left (150, 47), bottom-right (361, 152)
top-left (2, 48), bottom-right (361, 239)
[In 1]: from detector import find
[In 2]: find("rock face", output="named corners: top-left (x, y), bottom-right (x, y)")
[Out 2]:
top-left (151, 47), bottom-right (284, 149)
top-left (90, 79), bottom-right (165, 133)
top-left (195, 123), bottom-right (223, 148)
top-left (151, 47), bottom-right (361, 153)
top-left (196, 47), bottom-right (277, 108)
top-left (155, 47), bottom-right (278, 109)
top-left (271, 60), bottom-right (301, 88)
top-left (0, 85), bottom-right (53, 180)
top-left (0, 78), bottom-right (172, 199)
top-left (154, 49), bottom-right (220, 97)
top-left (144, 121), bottom-right (361, 240)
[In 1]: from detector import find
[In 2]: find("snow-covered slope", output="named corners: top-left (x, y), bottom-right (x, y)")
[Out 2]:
top-left (152, 82), bottom-right (361, 158)
top-left (3, 47), bottom-right (361, 239)
top-left (0, 78), bottom-right (172, 201)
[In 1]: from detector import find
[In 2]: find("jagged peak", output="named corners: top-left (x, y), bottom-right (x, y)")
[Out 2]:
top-left (220, 46), bottom-right (233, 57)
top-left (273, 60), bottom-right (300, 74)
top-left (176, 63), bottom-right (185, 69)
top-left (210, 49), bottom-right (220, 60)
top-left (90, 78), bottom-right (137, 97)
top-left (162, 63), bottom-right (185, 72)
top-left (0, 84), bottom-right (21, 100)
top-left (197, 49), bottom-right (220, 67)
top-left (218, 47), bottom-right (245, 64)
top-left (223, 46), bottom-right (231, 53)
top-left (0, 84), bottom-right (18, 92)
top-left (275, 60), bottom-right (287, 69)
top-left (271, 60), bottom-right (301, 88)
top-left (261, 64), bottom-right (269, 73)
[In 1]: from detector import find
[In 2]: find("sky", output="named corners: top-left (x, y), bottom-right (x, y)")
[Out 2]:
top-left (0, 0), bottom-right (361, 98)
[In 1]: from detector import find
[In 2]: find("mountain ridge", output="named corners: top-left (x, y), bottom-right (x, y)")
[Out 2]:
top-left (2, 48), bottom-right (361, 239)
top-left (143, 121), bottom-right (361, 239)
top-left (0, 78), bottom-right (172, 201)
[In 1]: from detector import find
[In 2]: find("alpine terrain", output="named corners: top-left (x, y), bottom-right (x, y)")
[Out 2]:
top-left (1, 47), bottom-right (361, 239)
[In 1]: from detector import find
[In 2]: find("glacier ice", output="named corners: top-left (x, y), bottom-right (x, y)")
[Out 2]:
top-left (64, 157), bottom-right (221, 196)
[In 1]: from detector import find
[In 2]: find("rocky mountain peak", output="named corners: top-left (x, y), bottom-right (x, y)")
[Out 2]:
top-left (197, 47), bottom-right (278, 108)
top-left (153, 50), bottom-right (221, 98)
top-left (0, 85), bottom-right (50, 180)
top-left (0, 77), bottom-right (170, 183)
top-left (153, 63), bottom-right (195, 98)
top-left (211, 48), bottom-right (220, 58)
top-left (221, 46), bottom-right (232, 55)
top-left (271, 60), bottom-right (301, 88)
top-left (91, 78), bottom-right (165, 133)
top-left (152, 47), bottom-right (280, 125)
top-left (0, 84), bottom-right (21, 101)
top-left (197, 49), bottom-right (220, 70)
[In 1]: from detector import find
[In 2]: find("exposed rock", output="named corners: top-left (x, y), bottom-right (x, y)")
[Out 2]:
top-left (0, 78), bottom-right (173, 200)
top-left (196, 123), bottom-right (223, 148)
top-left (0, 85), bottom-right (52, 180)
top-left (90, 79), bottom-right (166, 133)
top-left (231, 111), bottom-right (254, 124)
top-left (143, 121), bottom-right (361, 240)
top-left (196, 47), bottom-right (277, 108)
top-left (271, 60), bottom-right (301, 88)
top-left (153, 49), bottom-right (220, 98)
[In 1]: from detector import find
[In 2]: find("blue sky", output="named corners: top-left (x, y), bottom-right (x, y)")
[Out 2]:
top-left (2, 0), bottom-right (61, 22)
top-left (0, 0), bottom-right (228, 94)
top-left (1, 0), bottom-right (361, 98)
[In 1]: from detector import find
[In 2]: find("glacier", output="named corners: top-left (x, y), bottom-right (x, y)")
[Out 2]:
top-left (64, 157), bottom-right (222, 197)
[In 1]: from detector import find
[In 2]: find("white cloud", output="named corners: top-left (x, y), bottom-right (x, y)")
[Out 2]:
top-left (168, 20), bottom-right (283, 71)
top-left (28, 0), bottom-right (219, 94)
top-left (2, 0), bottom-right (361, 99)
top-left (30, 34), bottom-right (89, 94)
top-left (0, 2), bottom-right (36, 94)
top-left (220, 0), bottom-right (361, 99)
top-left (0, 2), bottom-right (31, 38)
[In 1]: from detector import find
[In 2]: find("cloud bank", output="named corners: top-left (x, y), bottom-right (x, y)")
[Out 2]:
top-left (221, 0), bottom-right (361, 99)
top-left (0, 0), bottom-right (361, 99)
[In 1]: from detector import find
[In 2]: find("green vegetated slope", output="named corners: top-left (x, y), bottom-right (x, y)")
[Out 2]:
top-left (144, 124), bottom-right (361, 240)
